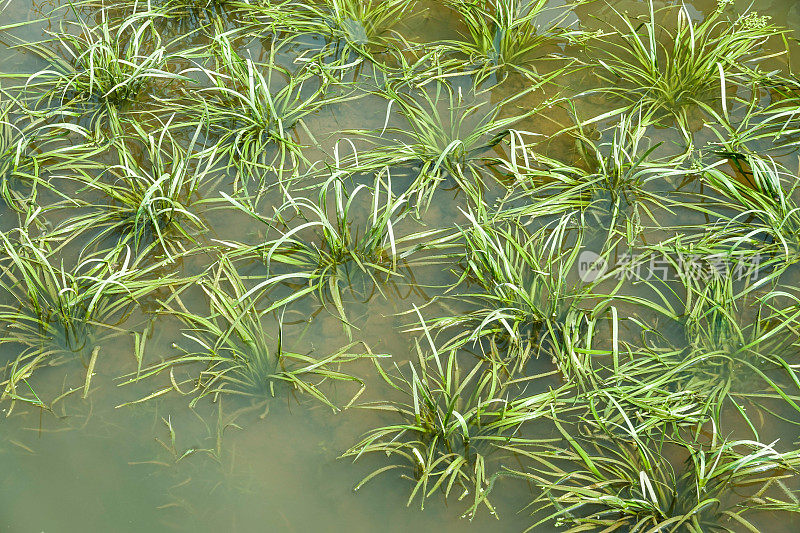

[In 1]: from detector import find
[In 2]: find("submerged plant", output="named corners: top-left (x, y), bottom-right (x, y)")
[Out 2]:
top-left (443, 0), bottom-right (582, 79)
top-left (595, 1), bottom-right (783, 135)
top-left (515, 402), bottom-right (800, 532)
top-left (21, 9), bottom-right (188, 123)
top-left (132, 258), bottom-right (369, 409)
top-left (344, 318), bottom-right (566, 518)
top-left (223, 175), bottom-right (436, 330)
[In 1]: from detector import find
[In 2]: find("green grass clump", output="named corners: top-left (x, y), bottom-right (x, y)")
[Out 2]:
top-left (355, 79), bottom-right (544, 211)
top-left (431, 211), bottom-right (595, 362)
top-left (0, 95), bottom-right (30, 207)
top-left (131, 258), bottom-right (370, 409)
top-left (703, 154), bottom-right (800, 260)
top-left (3, 0), bottom-right (800, 530)
top-left (0, 229), bottom-right (169, 410)
top-left (500, 110), bottom-right (685, 239)
top-left (443, 0), bottom-right (583, 79)
top-left (607, 256), bottom-right (800, 434)
top-left (222, 175), bottom-right (437, 330)
top-left (310, 0), bottom-right (415, 58)
top-left (595, 1), bottom-right (783, 135)
top-left (60, 120), bottom-right (210, 259)
top-left (0, 91), bottom-right (100, 210)
top-left (188, 30), bottom-right (349, 188)
top-left (344, 319), bottom-right (567, 518)
top-left (515, 403), bottom-right (800, 532)
top-left (250, 0), bottom-right (416, 62)
top-left (22, 9), bottom-right (188, 123)
top-left (0, 231), bottom-right (159, 354)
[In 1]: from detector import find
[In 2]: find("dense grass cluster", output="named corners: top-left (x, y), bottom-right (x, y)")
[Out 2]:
top-left (2, 0), bottom-right (800, 530)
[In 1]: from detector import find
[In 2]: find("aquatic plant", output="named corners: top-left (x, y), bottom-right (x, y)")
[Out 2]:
top-left (2, 0), bottom-right (800, 529)
top-left (21, 8), bottom-right (188, 124)
top-left (698, 81), bottom-right (800, 156)
top-left (430, 211), bottom-right (600, 365)
top-left (250, 0), bottom-right (416, 62)
top-left (443, 0), bottom-right (582, 79)
top-left (0, 228), bottom-right (170, 410)
top-left (187, 30), bottom-right (349, 190)
top-left (222, 175), bottom-right (437, 330)
top-left (57, 119), bottom-right (211, 259)
top-left (82, 0), bottom-right (239, 36)
top-left (515, 403), bottom-right (800, 532)
top-left (497, 110), bottom-right (689, 241)
top-left (343, 317), bottom-right (567, 518)
top-left (703, 154), bottom-right (800, 260)
top-left (0, 229), bottom-right (172, 350)
top-left (131, 258), bottom-right (370, 409)
top-left (0, 90), bottom-right (101, 210)
top-left (595, 1), bottom-right (783, 136)
top-left (0, 94), bottom-right (30, 207)
top-left (605, 250), bottom-right (800, 435)
top-left (355, 79), bottom-right (543, 211)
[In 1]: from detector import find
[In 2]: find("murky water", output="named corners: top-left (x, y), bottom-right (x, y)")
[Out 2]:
top-left (3, 0), bottom-right (800, 531)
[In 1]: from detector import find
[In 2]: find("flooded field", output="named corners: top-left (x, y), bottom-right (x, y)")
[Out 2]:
top-left (3, 0), bottom-right (800, 531)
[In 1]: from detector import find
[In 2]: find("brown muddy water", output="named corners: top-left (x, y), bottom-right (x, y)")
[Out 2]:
top-left (2, 0), bottom-right (800, 531)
